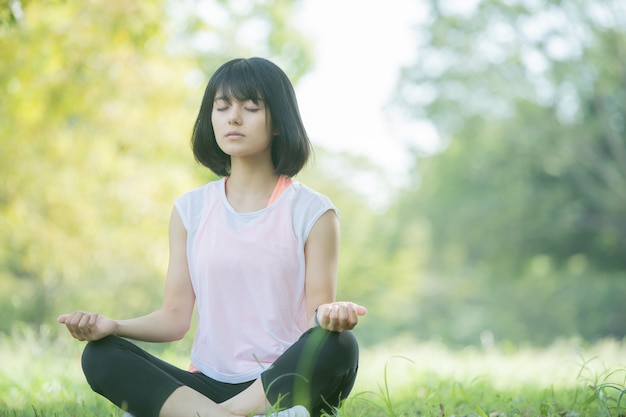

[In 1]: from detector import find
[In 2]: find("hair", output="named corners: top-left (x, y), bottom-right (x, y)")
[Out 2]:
top-left (191, 57), bottom-right (312, 177)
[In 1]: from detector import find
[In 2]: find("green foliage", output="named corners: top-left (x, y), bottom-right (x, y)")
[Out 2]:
top-left (395, 0), bottom-right (626, 272)
top-left (1, 0), bottom-right (184, 331)
top-left (0, 0), bottom-right (312, 336)
top-left (166, 0), bottom-right (313, 81)
top-left (386, 0), bottom-right (626, 344)
top-left (407, 268), bottom-right (626, 346)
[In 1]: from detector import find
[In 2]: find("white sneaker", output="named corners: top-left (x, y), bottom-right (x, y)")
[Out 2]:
top-left (256, 405), bottom-right (310, 417)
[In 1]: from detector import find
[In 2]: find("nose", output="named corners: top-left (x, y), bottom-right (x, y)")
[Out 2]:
top-left (228, 106), bottom-right (242, 125)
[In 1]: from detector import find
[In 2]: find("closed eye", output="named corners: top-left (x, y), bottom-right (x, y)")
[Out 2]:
top-left (214, 98), bottom-right (230, 111)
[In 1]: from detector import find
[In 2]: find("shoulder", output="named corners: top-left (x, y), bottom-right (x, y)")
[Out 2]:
top-left (290, 181), bottom-right (335, 208)
top-left (291, 181), bottom-right (338, 212)
top-left (289, 182), bottom-right (338, 238)
top-left (174, 179), bottom-right (224, 226)
top-left (175, 179), bottom-right (223, 205)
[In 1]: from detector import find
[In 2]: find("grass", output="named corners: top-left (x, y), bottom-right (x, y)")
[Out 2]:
top-left (2, 328), bottom-right (626, 416)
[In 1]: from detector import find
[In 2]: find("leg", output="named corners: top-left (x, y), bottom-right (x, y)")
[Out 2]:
top-left (159, 386), bottom-right (236, 417)
top-left (82, 336), bottom-right (253, 417)
top-left (221, 328), bottom-right (359, 417)
top-left (260, 327), bottom-right (359, 417)
top-left (219, 379), bottom-right (268, 416)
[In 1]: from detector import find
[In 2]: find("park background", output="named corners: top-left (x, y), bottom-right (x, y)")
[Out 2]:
top-left (1, 0), bottom-right (625, 415)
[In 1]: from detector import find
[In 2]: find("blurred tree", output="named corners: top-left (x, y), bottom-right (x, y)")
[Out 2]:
top-left (166, 0), bottom-right (313, 80)
top-left (393, 0), bottom-right (626, 273)
top-left (0, 0), bottom-right (312, 333)
top-left (382, 0), bottom-right (626, 345)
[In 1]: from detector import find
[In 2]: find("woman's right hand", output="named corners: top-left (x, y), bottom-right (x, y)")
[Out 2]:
top-left (57, 311), bottom-right (118, 342)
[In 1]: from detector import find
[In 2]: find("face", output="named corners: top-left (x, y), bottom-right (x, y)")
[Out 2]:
top-left (211, 91), bottom-right (274, 160)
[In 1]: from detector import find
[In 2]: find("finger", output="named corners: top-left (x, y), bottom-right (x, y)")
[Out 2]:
top-left (66, 323), bottom-right (82, 341)
top-left (88, 312), bottom-right (99, 328)
top-left (334, 304), bottom-right (350, 331)
top-left (345, 304), bottom-right (358, 328)
top-left (338, 304), bottom-right (351, 325)
top-left (64, 311), bottom-right (81, 332)
top-left (78, 312), bottom-right (90, 327)
top-left (337, 304), bottom-right (348, 321)
top-left (85, 313), bottom-right (100, 340)
top-left (66, 311), bottom-right (88, 340)
top-left (325, 304), bottom-right (339, 331)
top-left (78, 313), bottom-right (93, 338)
top-left (72, 311), bottom-right (94, 340)
top-left (320, 304), bottom-right (332, 328)
top-left (57, 314), bottom-right (69, 323)
top-left (64, 313), bottom-right (82, 340)
top-left (336, 303), bottom-right (357, 331)
top-left (356, 305), bottom-right (367, 316)
top-left (67, 311), bottom-right (85, 326)
top-left (321, 303), bottom-right (338, 330)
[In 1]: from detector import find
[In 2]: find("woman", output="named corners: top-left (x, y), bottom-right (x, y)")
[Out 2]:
top-left (58, 57), bottom-right (366, 417)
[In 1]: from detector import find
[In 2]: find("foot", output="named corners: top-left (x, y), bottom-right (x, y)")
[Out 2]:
top-left (255, 405), bottom-right (310, 417)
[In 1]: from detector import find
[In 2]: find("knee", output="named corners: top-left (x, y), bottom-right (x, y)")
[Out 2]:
top-left (81, 336), bottom-right (122, 391)
top-left (315, 328), bottom-right (360, 370)
top-left (335, 330), bottom-right (359, 367)
top-left (82, 336), bottom-right (114, 370)
top-left (337, 330), bottom-right (358, 352)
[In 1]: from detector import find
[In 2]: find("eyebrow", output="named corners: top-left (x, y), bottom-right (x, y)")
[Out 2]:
top-left (214, 95), bottom-right (264, 103)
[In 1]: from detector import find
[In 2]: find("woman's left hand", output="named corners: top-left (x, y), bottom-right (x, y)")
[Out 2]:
top-left (316, 301), bottom-right (367, 332)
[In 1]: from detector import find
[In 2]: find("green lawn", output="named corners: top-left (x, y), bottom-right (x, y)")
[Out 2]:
top-left (2, 329), bottom-right (625, 416)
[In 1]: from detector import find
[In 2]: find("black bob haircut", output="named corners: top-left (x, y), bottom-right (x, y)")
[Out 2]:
top-left (191, 57), bottom-right (312, 177)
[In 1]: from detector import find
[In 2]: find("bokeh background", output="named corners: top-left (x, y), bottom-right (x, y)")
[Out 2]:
top-left (1, 0), bottom-right (625, 350)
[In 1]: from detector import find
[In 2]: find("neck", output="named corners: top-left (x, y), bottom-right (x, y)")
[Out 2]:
top-left (224, 164), bottom-right (280, 213)
top-left (227, 160), bottom-right (277, 189)
top-left (228, 152), bottom-right (276, 182)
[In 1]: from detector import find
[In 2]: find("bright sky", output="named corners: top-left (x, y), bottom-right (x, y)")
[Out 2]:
top-left (294, 0), bottom-right (438, 197)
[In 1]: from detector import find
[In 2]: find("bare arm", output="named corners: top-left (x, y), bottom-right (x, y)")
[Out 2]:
top-left (57, 207), bottom-right (196, 343)
top-left (304, 210), bottom-right (366, 332)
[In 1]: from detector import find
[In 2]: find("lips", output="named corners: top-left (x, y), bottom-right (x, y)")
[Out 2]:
top-left (225, 131), bottom-right (244, 138)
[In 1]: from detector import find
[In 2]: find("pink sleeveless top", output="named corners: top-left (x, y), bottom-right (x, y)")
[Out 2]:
top-left (174, 176), bottom-right (336, 383)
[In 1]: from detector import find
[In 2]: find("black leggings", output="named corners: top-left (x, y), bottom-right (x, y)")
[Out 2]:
top-left (81, 327), bottom-right (359, 417)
